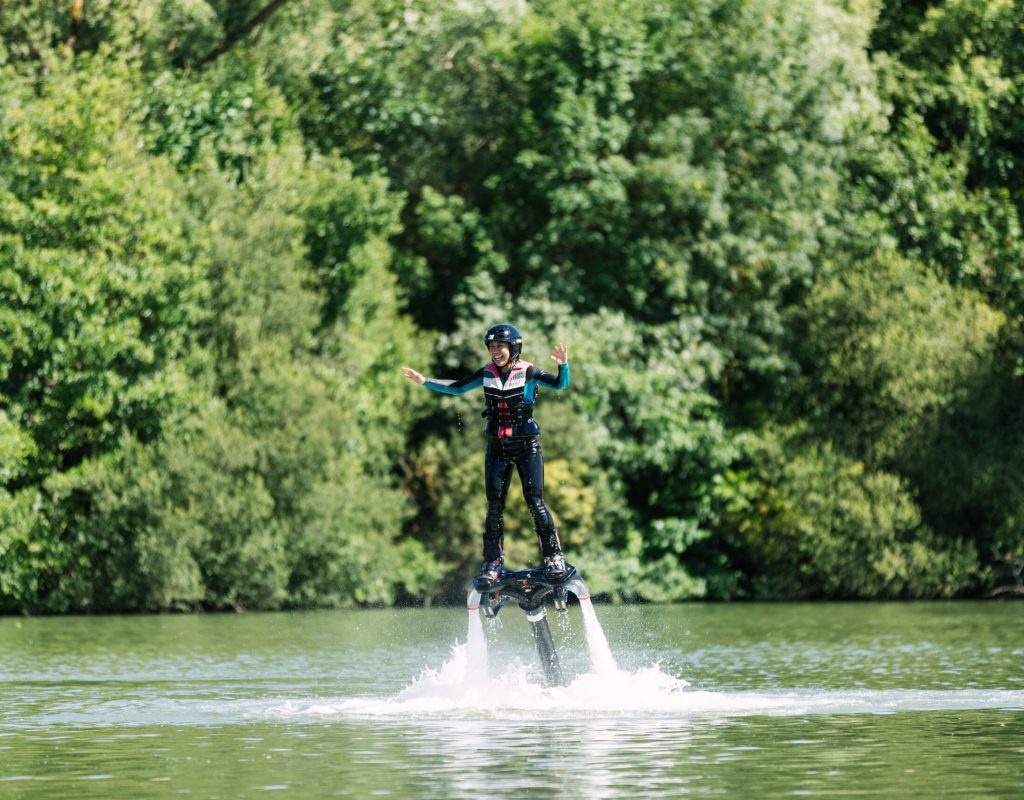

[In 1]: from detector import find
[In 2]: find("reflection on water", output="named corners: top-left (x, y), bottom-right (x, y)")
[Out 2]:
top-left (386, 708), bottom-right (1008, 798)
top-left (4, 712), bottom-right (1019, 799)
top-left (0, 602), bottom-right (1022, 798)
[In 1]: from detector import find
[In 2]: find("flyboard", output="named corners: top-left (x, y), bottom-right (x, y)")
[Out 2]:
top-left (466, 563), bottom-right (592, 687)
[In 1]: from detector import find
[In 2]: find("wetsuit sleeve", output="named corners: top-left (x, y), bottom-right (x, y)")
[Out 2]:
top-left (527, 363), bottom-right (570, 390)
top-left (423, 367), bottom-right (486, 395)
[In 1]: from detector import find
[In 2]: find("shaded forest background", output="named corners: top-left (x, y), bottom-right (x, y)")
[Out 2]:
top-left (1, 0), bottom-right (1022, 612)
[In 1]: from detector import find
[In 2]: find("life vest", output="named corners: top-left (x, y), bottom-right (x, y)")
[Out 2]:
top-left (482, 361), bottom-right (539, 439)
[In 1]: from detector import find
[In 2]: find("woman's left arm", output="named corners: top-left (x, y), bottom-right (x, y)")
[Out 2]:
top-left (531, 344), bottom-right (570, 390)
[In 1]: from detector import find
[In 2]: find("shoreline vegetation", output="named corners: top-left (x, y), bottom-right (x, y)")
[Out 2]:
top-left (1, 1), bottom-right (1023, 612)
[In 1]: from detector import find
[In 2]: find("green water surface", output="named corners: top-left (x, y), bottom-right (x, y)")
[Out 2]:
top-left (0, 602), bottom-right (1021, 798)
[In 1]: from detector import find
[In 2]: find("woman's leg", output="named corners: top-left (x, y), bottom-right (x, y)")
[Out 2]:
top-left (515, 438), bottom-right (562, 559)
top-left (483, 438), bottom-right (516, 562)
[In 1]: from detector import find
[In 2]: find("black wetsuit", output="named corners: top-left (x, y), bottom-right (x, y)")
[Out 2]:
top-left (422, 360), bottom-right (570, 561)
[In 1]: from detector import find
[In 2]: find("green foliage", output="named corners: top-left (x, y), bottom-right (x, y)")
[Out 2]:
top-left (1, 0), bottom-right (1020, 610)
top-left (294, 0), bottom-right (904, 601)
top-left (0, 487), bottom-right (47, 613)
top-left (0, 410), bottom-right (34, 483)
top-left (799, 253), bottom-right (1004, 466)
top-left (0, 45), bottom-right (435, 611)
top-left (139, 63), bottom-right (293, 178)
top-left (138, 140), bottom-right (435, 610)
top-left (896, 329), bottom-right (1024, 570)
top-left (0, 53), bottom-right (207, 466)
top-left (869, 0), bottom-right (1024, 313)
top-left (712, 429), bottom-right (978, 599)
top-left (0, 4), bottom-right (68, 71)
top-left (838, 0), bottom-right (1024, 594)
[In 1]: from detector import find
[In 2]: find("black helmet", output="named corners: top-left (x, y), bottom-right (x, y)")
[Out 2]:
top-left (484, 323), bottom-right (523, 363)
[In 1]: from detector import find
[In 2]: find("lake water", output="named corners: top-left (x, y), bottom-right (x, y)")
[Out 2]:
top-left (0, 600), bottom-right (1021, 798)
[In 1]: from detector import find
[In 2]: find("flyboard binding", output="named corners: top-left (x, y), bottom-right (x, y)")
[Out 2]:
top-left (466, 563), bottom-right (590, 687)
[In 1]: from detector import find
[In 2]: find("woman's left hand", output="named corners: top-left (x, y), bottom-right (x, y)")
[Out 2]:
top-left (551, 343), bottom-right (568, 366)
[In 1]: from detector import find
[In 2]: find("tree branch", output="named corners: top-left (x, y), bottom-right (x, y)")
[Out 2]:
top-left (67, 0), bottom-right (85, 49)
top-left (196, 0), bottom-right (292, 69)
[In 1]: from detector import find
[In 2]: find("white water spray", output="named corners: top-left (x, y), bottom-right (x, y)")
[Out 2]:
top-left (465, 607), bottom-right (489, 686)
top-left (578, 596), bottom-right (617, 675)
top-left (255, 590), bottom-right (1024, 721)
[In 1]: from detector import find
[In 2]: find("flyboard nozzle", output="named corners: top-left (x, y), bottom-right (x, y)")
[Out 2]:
top-left (467, 563), bottom-right (592, 687)
top-left (553, 584), bottom-right (568, 612)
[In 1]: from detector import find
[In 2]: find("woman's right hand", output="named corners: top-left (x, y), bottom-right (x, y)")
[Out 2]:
top-left (402, 367), bottom-right (426, 384)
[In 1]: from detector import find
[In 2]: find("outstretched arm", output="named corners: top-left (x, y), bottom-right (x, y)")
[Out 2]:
top-left (403, 366), bottom-right (487, 395)
top-left (402, 367), bottom-right (426, 384)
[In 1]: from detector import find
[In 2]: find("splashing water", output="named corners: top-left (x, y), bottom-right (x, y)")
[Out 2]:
top-left (466, 582), bottom-right (616, 682)
top-left (465, 608), bottom-right (489, 687)
top-left (302, 600), bottom-right (695, 720)
top-left (578, 597), bottom-right (616, 675)
top-left (308, 640), bottom-right (688, 720)
top-left (4, 604), bottom-right (1022, 735)
top-left (260, 601), bottom-right (1024, 724)
top-left (286, 639), bottom-right (1024, 722)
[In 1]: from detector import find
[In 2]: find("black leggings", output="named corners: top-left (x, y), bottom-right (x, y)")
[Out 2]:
top-left (483, 436), bottom-right (561, 562)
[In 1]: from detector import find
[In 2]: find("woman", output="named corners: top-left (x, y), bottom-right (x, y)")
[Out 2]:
top-left (402, 324), bottom-right (570, 584)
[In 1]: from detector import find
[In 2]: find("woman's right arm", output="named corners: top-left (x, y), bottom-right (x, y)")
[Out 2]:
top-left (402, 367), bottom-right (486, 395)
top-left (402, 367), bottom-right (426, 384)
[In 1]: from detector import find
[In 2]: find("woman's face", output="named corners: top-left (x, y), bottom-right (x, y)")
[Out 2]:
top-left (488, 340), bottom-right (512, 367)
